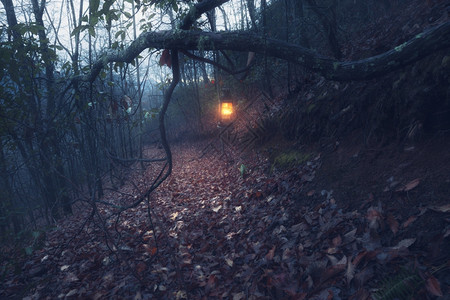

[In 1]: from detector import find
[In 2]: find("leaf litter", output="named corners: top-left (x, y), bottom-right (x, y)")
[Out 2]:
top-left (1, 140), bottom-right (448, 299)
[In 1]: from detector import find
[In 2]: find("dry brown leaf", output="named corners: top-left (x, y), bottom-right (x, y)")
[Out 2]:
top-left (354, 267), bottom-right (374, 288)
top-left (367, 207), bottom-right (382, 230)
top-left (225, 258), bottom-right (233, 267)
top-left (212, 205), bottom-right (222, 212)
top-left (159, 49), bottom-right (172, 68)
top-left (65, 289), bottom-right (78, 297)
top-left (64, 272), bottom-right (79, 283)
top-left (343, 228), bottom-right (357, 243)
top-left (429, 204), bottom-right (450, 213)
top-left (403, 178), bottom-right (420, 191)
top-left (351, 288), bottom-right (371, 300)
top-left (426, 276), bottom-right (443, 297)
top-left (337, 256), bottom-right (347, 265)
top-left (391, 238), bottom-right (416, 249)
top-left (332, 235), bottom-right (342, 247)
top-left (206, 274), bottom-right (217, 289)
top-left (326, 255), bottom-right (339, 266)
top-left (170, 211), bottom-right (179, 220)
top-left (136, 262), bottom-right (147, 275)
top-left (265, 246), bottom-right (276, 261)
top-left (60, 265), bottom-right (70, 271)
top-left (320, 264), bottom-right (346, 284)
top-left (386, 214), bottom-right (399, 235)
top-left (175, 291), bottom-right (187, 300)
top-left (232, 292), bottom-right (245, 300)
top-left (327, 247), bottom-right (338, 254)
top-left (352, 251), bottom-right (367, 267)
top-left (444, 228), bottom-right (450, 238)
top-left (402, 215), bottom-right (417, 228)
top-left (346, 258), bottom-right (355, 286)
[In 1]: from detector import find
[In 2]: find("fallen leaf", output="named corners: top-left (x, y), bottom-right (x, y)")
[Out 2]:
top-left (426, 276), bottom-right (443, 297)
top-left (343, 228), bottom-right (357, 243)
top-left (402, 215), bottom-right (417, 228)
top-left (206, 274), bottom-right (217, 289)
top-left (65, 289), bottom-right (78, 297)
top-left (182, 258), bottom-right (192, 266)
top-left (170, 211), bottom-right (179, 220)
top-left (352, 251), bottom-right (367, 267)
top-left (60, 265), bottom-right (70, 271)
top-left (64, 272), bottom-right (79, 282)
top-left (391, 238), bottom-right (416, 249)
top-left (175, 290), bottom-right (187, 300)
top-left (332, 235), bottom-right (342, 247)
top-left (337, 256), bottom-right (347, 265)
top-left (93, 292), bottom-right (106, 300)
top-left (354, 267), bottom-right (374, 288)
top-left (320, 264), bottom-right (346, 284)
top-left (367, 207), bottom-right (382, 230)
top-left (212, 205), bottom-right (222, 212)
top-left (351, 288), bottom-right (371, 299)
top-left (403, 178), bottom-right (420, 191)
top-left (233, 292), bottom-right (245, 300)
top-left (444, 228), bottom-right (450, 238)
top-left (326, 255), bottom-right (339, 266)
top-left (429, 204), bottom-right (450, 213)
top-left (225, 258), bottom-right (233, 267)
top-left (265, 246), bottom-right (276, 261)
top-left (386, 214), bottom-right (399, 235)
top-left (136, 262), bottom-right (146, 275)
top-left (346, 258), bottom-right (355, 286)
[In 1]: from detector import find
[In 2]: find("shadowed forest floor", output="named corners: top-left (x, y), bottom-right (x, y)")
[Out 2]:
top-left (1, 136), bottom-right (449, 299)
top-left (1, 0), bottom-right (450, 298)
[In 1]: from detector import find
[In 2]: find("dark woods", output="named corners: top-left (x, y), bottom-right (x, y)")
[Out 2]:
top-left (0, 0), bottom-right (448, 271)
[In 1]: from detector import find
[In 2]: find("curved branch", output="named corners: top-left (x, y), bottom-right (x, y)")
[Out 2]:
top-left (78, 21), bottom-right (450, 83)
top-left (106, 151), bottom-right (166, 165)
top-left (179, 0), bottom-right (230, 30)
top-left (155, 49), bottom-right (180, 184)
top-left (180, 50), bottom-right (254, 76)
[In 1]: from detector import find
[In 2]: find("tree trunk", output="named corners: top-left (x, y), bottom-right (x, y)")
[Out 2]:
top-left (305, 0), bottom-right (342, 59)
top-left (31, 0), bottom-right (72, 217)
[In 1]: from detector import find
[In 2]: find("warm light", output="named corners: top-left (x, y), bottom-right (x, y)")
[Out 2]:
top-left (221, 102), bottom-right (233, 120)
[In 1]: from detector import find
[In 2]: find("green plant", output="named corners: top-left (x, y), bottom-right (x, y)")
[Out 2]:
top-left (270, 150), bottom-right (311, 172)
top-left (23, 230), bottom-right (46, 256)
top-left (373, 263), bottom-right (448, 300)
top-left (239, 164), bottom-right (247, 178)
top-left (373, 269), bottom-right (422, 300)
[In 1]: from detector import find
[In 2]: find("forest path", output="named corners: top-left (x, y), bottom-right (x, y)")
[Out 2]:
top-left (140, 142), bottom-right (293, 298)
top-left (3, 140), bottom-right (450, 299)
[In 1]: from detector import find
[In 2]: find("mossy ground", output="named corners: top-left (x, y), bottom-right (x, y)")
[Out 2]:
top-left (270, 150), bottom-right (312, 172)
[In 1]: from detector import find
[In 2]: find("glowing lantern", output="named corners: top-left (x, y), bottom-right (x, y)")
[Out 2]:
top-left (221, 102), bottom-right (233, 119)
top-left (219, 90), bottom-right (234, 122)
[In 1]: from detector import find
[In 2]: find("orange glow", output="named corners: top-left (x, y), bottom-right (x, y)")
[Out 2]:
top-left (221, 102), bottom-right (233, 119)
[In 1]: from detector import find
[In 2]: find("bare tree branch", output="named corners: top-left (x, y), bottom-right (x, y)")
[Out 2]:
top-left (76, 21), bottom-right (450, 83)
top-left (180, 50), bottom-right (254, 76)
